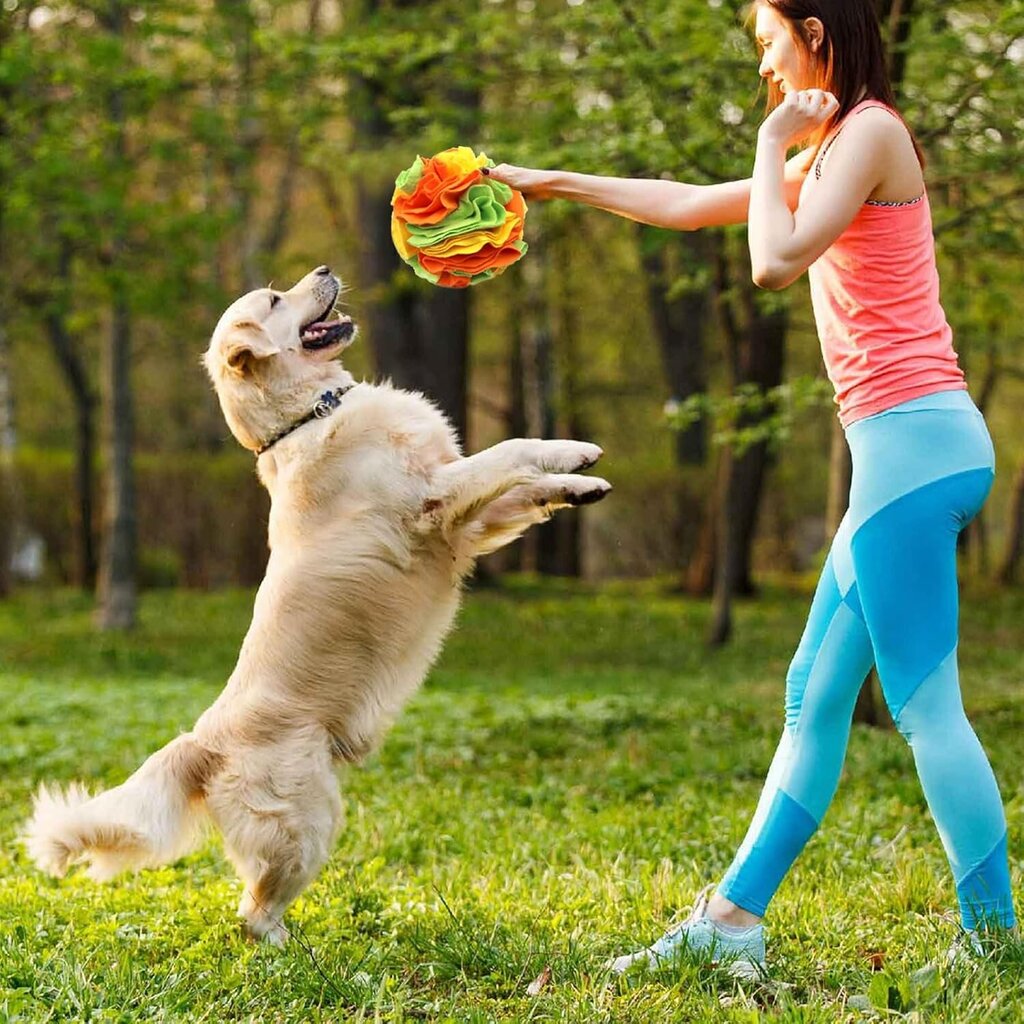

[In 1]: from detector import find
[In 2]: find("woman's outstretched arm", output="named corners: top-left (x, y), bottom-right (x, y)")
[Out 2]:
top-left (486, 152), bottom-right (813, 231)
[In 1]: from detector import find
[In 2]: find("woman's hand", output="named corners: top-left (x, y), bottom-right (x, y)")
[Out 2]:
top-left (759, 89), bottom-right (839, 149)
top-left (484, 163), bottom-right (556, 199)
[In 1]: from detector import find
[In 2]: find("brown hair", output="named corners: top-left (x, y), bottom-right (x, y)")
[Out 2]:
top-left (751, 0), bottom-right (924, 163)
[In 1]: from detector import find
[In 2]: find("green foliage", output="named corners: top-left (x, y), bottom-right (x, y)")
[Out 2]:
top-left (0, 582), bottom-right (1022, 1020)
top-left (666, 377), bottom-right (835, 454)
top-left (848, 962), bottom-right (944, 1015)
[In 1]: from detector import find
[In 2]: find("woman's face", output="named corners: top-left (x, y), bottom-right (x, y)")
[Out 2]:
top-left (755, 5), bottom-right (815, 95)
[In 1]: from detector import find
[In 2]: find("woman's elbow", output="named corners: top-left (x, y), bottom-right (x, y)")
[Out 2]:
top-left (751, 262), bottom-right (798, 291)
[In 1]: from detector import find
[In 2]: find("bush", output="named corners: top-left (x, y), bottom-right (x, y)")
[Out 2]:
top-left (14, 448), bottom-right (269, 588)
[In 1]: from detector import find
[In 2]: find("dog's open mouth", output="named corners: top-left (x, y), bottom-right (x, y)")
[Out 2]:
top-left (300, 318), bottom-right (353, 350)
top-left (300, 293), bottom-right (355, 351)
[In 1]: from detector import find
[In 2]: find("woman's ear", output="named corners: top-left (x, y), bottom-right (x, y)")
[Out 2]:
top-left (803, 16), bottom-right (826, 54)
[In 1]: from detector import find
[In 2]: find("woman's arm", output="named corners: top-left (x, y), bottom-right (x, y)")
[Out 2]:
top-left (749, 92), bottom-right (908, 289)
top-left (486, 152), bottom-right (813, 231)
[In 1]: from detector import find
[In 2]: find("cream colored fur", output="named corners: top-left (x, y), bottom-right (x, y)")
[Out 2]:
top-left (24, 266), bottom-right (610, 944)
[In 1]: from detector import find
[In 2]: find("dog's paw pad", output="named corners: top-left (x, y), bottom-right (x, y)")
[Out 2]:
top-left (566, 479), bottom-right (612, 506)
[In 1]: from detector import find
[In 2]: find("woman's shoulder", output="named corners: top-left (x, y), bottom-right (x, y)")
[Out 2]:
top-left (822, 103), bottom-right (921, 180)
top-left (840, 103), bottom-right (911, 147)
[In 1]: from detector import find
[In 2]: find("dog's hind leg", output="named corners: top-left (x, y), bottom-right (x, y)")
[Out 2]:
top-left (234, 839), bottom-right (329, 946)
top-left (209, 760), bottom-right (343, 945)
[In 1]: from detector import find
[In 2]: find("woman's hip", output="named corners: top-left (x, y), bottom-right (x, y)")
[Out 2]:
top-left (844, 390), bottom-right (994, 529)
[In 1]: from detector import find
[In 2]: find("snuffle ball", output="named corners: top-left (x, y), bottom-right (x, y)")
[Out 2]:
top-left (391, 147), bottom-right (528, 289)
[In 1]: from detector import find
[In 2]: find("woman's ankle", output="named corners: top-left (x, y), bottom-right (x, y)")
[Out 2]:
top-left (707, 892), bottom-right (763, 929)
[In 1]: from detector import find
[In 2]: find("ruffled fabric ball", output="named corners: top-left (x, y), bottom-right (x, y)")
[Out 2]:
top-left (391, 147), bottom-right (528, 289)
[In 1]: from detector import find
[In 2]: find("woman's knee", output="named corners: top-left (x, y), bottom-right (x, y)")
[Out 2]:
top-left (889, 692), bottom-right (969, 746)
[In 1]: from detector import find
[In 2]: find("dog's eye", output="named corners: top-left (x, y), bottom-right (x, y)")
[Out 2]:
top-left (269, 294), bottom-right (281, 310)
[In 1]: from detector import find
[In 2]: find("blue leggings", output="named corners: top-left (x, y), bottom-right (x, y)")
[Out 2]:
top-left (718, 390), bottom-right (1016, 930)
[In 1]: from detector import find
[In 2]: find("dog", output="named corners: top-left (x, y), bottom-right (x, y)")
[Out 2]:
top-left (24, 265), bottom-right (610, 944)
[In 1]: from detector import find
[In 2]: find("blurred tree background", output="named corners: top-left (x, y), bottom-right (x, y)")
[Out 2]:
top-left (1, 0), bottom-right (1022, 642)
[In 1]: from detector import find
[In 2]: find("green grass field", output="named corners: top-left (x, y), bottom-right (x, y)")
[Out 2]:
top-left (0, 580), bottom-right (1021, 1022)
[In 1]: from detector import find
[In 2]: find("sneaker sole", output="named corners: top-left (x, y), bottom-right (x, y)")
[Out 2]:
top-left (605, 952), bottom-right (765, 980)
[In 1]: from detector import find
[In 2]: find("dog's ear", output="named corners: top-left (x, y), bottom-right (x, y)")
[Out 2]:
top-left (222, 320), bottom-right (280, 377)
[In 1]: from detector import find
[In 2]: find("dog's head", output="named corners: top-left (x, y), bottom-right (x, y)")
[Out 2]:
top-left (204, 266), bottom-right (358, 453)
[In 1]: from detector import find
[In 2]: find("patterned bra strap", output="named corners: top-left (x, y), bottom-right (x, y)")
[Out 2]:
top-left (865, 195), bottom-right (925, 208)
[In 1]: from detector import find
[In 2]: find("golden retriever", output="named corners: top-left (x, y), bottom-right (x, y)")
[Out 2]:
top-left (24, 265), bottom-right (610, 944)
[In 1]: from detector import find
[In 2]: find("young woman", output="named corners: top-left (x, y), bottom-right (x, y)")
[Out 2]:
top-left (489, 0), bottom-right (1017, 976)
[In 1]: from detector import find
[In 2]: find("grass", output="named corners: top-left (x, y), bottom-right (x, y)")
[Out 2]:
top-left (0, 578), bottom-right (1021, 1022)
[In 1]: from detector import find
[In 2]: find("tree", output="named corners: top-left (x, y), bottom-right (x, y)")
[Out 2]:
top-left (708, 239), bottom-right (788, 645)
top-left (93, 0), bottom-right (138, 631)
top-left (640, 228), bottom-right (713, 580)
top-left (998, 462), bottom-right (1024, 584)
top-left (42, 241), bottom-right (98, 590)
top-left (0, 8), bottom-right (16, 598)
top-left (340, 0), bottom-right (478, 446)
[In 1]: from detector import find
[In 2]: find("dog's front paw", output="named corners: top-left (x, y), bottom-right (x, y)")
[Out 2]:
top-left (537, 440), bottom-right (604, 474)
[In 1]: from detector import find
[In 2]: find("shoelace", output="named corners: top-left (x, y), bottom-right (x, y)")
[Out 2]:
top-left (661, 883), bottom-right (716, 940)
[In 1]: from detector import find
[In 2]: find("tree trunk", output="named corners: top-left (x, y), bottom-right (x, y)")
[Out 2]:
top-left (959, 346), bottom-right (998, 573)
top-left (0, 23), bottom-right (14, 598)
top-left (96, 279), bottom-right (137, 629)
top-left (639, 227), bottom-right (715, 584)
top-left (708, 450), bottom-right (737, 645)
top-left (0, 320), bottom-right (15, 598)
top-left (876, 0), bottom-right (917, 99)
top-left (348, 15), bottom-right (474, 446)
top-left (45, 308), bottom-right (98, 590)
top-left (215, 0), bottom-right (261, 291)
top-left (44, 239), bottom-right (98, 589)
top-left (685, 489), bottom-right (717, 597)
top-left (514, 222), bottom-right (552, 573)
top-left (708, 254), bottom-right (787, 646)
top-left (221, 0), bottom-right (316, 291)
top-left (852, 671), bottom-right (883, 727)
top-left (998, 459), bottom-right (1024, 585)
top-left (537, 226), bottom-right (583, 577)
top-left (639, 228), bottom-right (708, 465)
top-left (95, 0), bottom-right (137, 630)
top-left (496, 303), bottom-right (530, 574)
top-left (708, 422), bottom-right (778, 645)
top-left (355, 177), bottom-right (471, 444)
top-left (825, 416), bottom-right (852, 538)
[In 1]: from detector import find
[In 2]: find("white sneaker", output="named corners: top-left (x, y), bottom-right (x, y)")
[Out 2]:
top-left (943, 924), bottom-right (1019, 966)
top-left (607, 888), bottom-right (766, 980)
top-left (945, 929), bottom-right (985, 967)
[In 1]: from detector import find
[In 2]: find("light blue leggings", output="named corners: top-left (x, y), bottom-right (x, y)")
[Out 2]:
top-left (718, 390), bottom-right (1016, 930)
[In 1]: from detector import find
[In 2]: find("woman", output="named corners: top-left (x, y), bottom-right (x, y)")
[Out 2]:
top-left (489, 0), bottom-right (1017, 977)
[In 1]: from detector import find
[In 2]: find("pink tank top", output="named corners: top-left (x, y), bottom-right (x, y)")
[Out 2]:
top-left (806, 101), bottom-right (966, 426)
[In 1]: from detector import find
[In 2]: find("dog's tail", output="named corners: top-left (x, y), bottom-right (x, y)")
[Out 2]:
top-left (23, 733), bottom-right (223, 881)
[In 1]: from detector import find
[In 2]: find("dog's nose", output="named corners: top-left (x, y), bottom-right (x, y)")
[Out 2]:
top-left (314, 265), bottom-right (332, 276)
